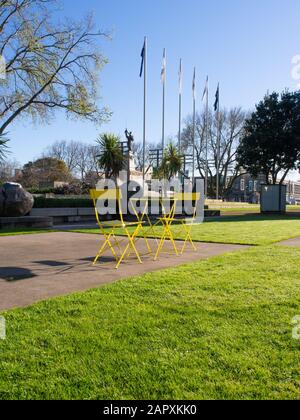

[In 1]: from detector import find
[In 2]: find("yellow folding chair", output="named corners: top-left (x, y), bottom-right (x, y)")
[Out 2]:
top-left (173, 193), bottom-right (201, 254)
top-left (154, 197), bottom-right (179, 261)
top-left (90, 189), bottom-right (143, 269)
top-left (129, 197), bottom-right (163, 254)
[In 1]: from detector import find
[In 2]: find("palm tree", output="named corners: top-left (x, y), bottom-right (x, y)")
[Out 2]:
top-left (0, 133), bottom-right (8, 162)
top-left (96, 134), bottom-right (126, 179)
top-left (161, 143), bottom-right (183, 181)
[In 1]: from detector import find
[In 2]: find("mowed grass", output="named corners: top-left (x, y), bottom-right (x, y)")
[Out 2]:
top-left (72, 215), bottom-right (300, 246)
top-left (0, 246), bottom-right (300, 400)
top-left (218, 207), bottom-right (300, 216)
top-left (0, 228), bottom-right (54, 237)
top-left (208, 205), bottom-right (299, 216)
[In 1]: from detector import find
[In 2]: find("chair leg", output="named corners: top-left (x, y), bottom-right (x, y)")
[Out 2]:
top-left (116, 242), bottom-right (131, 269)
top-left (93, 234), bottom-right (118, 265)
top-left (115, 226), bottom-right (143, 269)
top-left (128, 229), bottom-right (143, 264)
top-left (165, 223), bottom-right (179, 256)
top-left (154, 227), bottom-right (167, 261)
top-left (148, 217), bottom-right (160, 246)
top-left (112, 233), bottom-right (122, 255)
top-left (140, 226), bottom-right (153, 254)
top-left (181, 237), bottom-right (188, 255)
top-left (106, 236), bottom-right (119, 261)
top-left (181, 225), bottom-right (197, 254)
top-left (93, 242), bottom-right (107, 265)
top-left (127, 225), bottom-right (147, 258)
top-left (188, 234), bottom-right (197, 251)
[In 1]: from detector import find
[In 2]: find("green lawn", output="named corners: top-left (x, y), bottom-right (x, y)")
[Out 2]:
top-left (209, 205), bottom-right (299, 215)
top-left (0, 228), bottom-right (54, 237)
top-left (73, 215), bottom-right (300, 246)
top-left (1, 246), bottom-right (300, 400)
top-left (1, 215), bottom-right (300, 246)
top-left (219, 207), bottom-right (259, 214)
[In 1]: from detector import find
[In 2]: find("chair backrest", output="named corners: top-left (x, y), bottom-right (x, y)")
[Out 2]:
top-left (174, 192), bottom-right (201, 202)
top-left (90, 189), bottom-right (124, 227)
top-left (90, 189), bottom-right (122, 202)
top-left (173, 192), bottom-right (201, 220)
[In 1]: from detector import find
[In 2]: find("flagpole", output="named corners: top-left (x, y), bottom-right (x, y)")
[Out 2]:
top-left (161, 48), bottom-right (166, 155)
top-left (192, 67), bottom-right (196, 182)
top-left (216, 84), bottom-right (220, 201)
top-left (192, 97), bottom-right (196, 182)
top-left (178, 59), bottom-right (182, 153)
top-left (142, 37), bottom-right (147, 184)
top-left (205, 78), bottom-right (209, 198)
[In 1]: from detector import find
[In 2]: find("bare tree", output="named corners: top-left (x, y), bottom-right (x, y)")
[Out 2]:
top-left (0, 157), bottom-right (20, 183)
top-left (44, 140), bottom-right (100, 181)
top-left (182, 107), bottom-right (247, 197)
top-left (0, 0), bottom-right (111, 137)
top-left (75, 143), bottom-right (99, 181)
top-left (133, 141), bottom-right (162, 172)
top-left (46, 140), bottom-right (80, 173)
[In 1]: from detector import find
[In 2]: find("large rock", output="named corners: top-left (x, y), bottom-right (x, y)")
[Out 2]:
top-left (0, 183), bottom-right (34, 217)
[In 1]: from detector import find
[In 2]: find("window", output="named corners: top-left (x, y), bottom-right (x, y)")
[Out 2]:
top-left (249, 181), bottom-right (253, 192)
top-left (254, 181), bottom-right (258, 192)
top-left (240, 179), bottom-right (245, 191)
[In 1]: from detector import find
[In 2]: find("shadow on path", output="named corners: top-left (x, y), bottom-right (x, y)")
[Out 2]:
top-left (0, 267), bottom-right (37, 282)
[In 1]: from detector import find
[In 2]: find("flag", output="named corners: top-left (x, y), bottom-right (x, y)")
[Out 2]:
top-left (214, 83), bottom-right (220, 112)
top-left (202, 76), bottom-right (209, 102)
top-left (139, 40), bottom-right (146, 78)
top-left (178, 59), bottom-right (183, 95)
top-left (192, 68), bottom-right (196, 100)
top-left (161, 48), bottom-right (166, 84)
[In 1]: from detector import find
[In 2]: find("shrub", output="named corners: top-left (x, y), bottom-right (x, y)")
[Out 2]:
top-left (28, 187), bottom-right (56, 194)
top-left (28, 182), bottom-right (93, 196)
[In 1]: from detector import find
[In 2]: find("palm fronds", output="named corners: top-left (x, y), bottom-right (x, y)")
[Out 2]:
top-left (96, 133), bottom-right (126, 179)
top-left (0, 133), bottom-right (9, 162)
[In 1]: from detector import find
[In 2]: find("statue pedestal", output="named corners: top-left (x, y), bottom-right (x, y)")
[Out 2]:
top-left (128, 152), bottom-right (136, 173)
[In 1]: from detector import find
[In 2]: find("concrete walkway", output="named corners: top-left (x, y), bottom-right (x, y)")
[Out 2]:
top-left (278, 236), bottom-right (300, 247)
top-left (0, 232), bottom-right (248, 311)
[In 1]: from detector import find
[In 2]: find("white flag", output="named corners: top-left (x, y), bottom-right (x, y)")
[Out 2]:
top-left (202, 76), bottom-right (209, 102)
top-left (179, 59), bottom-right (183, 95)
top-left (161, 48), bottom-right (166, 84)
top-left (192, 67), bottom-right (196, 100)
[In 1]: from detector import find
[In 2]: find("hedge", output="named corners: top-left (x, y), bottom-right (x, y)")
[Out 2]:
top-left (33, 197), bottom-right (93, 209)
top-left (28, 187), bottom-right (57, 194)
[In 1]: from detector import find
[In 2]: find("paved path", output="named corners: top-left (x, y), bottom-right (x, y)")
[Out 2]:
top-left (278, 236), bottom-right (300, 247)
top-left (0, 232), bottom-right (248, 311)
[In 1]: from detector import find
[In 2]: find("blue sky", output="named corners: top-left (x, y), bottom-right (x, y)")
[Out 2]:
top-left (6, 0), bottom-right (300, 178)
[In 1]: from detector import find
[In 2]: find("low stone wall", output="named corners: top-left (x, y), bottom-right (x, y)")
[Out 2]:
top-left (30, 208), bottom-right (95, 225)
top-left (30, 207), bottom-right (220, 225)
top-left (0, 216), bottom-right (53, 230)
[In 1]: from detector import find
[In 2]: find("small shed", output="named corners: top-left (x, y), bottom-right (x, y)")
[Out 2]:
top-left (261, 185), bottom-right (287, 213)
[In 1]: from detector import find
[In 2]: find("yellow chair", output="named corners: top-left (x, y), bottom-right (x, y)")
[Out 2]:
top-left (154, 197), bottom-right (179, 261)
top-left (90, 189), bottom-right (143, 269)
top-left (129, 197), bottom-right (161, 253)
top-left (173, 193), bottom-right (201, 254)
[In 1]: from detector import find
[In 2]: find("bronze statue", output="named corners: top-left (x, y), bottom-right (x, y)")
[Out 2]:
top-left (125, 129), bottom-right (134, 153)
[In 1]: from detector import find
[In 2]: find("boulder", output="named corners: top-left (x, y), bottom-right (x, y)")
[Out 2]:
top-left (0, 183), bottom-right (34, 217)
